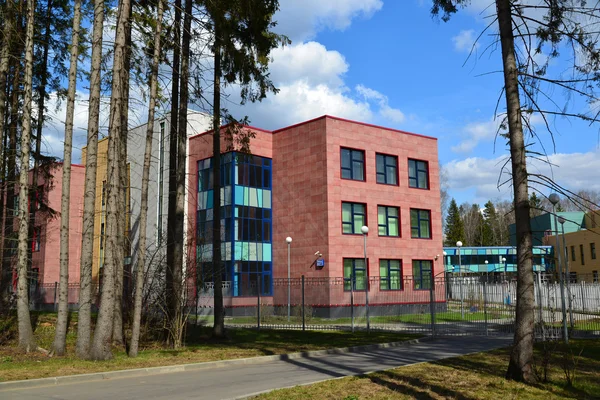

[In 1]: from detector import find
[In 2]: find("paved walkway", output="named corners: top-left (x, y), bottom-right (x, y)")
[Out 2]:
top-left (0, 336), bottom-right (512, 400)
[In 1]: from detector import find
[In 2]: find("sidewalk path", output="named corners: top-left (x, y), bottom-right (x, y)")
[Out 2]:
top-left (0, 336), bottom-right (512, 400)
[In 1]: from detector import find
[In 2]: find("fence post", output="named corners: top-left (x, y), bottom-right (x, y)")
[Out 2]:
top-left (301, 275), bottom-right (305, 332)
top-left (429, 270), bottom-right (436, 338)
top-left (536, 272), bottom-right (544, 341)
top-left (483, 281), bottom-right (488, 336)
top-left (53, 281), bottom-right (58, 312)
top-left (366, 277), bottom-right (370, 334)
top-left (257, 279), bottom-right (261, 331)
top-left (350, 276), bottom-right (354, 333)
top-left (580, 281), bottom-right (586, 315)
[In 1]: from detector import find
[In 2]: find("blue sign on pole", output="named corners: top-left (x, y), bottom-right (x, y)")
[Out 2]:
top-left (316, 259), bottom-right (325, 268)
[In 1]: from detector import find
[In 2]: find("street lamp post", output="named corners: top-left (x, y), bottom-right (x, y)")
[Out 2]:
top-left (549, 193), bottom-right (569, 344)
top-left (558, 216), bottom-right (574, 328)
top-left (361, 226), bottom-right (370, 333)
top-left (457, 241), bottom-right (463, 319)
top-left (443, 251), bottom-right (448, 300)
top-left (286, 236), bottom-right (292, 322)
top-left (485, 260), bottom-right (489, 283)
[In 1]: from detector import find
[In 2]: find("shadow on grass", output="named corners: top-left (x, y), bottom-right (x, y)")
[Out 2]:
top-left (367, 370), bottom-right (478, 400)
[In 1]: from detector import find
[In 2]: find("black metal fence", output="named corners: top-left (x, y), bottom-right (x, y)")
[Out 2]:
top-left (24, 274), bottom-right (600, 339)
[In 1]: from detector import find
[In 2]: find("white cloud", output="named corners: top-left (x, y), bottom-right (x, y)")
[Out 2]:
top-left (241, 81), bottom-right (373, 130)
top-left (445, 149), bottom-right (600, 201)
top-left (274, 0), bottom-right (383, 41)
top-left (452, 117), bottom-right (505, 154)
top-left (269, 42), bottom-right (348, 87)
top-left (355, 84), bottom-right (405, 123)
top-left (452, 29), bottom-right (480, 53)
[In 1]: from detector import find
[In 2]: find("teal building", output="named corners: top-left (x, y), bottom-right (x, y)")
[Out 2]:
top-left (443, 246), bottom-right (554, 274)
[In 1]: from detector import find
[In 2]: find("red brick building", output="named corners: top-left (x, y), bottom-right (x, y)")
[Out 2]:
top-left (188, 116), bottom-right (444, 312)
top-left (4, 163), bottom-right (86, 306)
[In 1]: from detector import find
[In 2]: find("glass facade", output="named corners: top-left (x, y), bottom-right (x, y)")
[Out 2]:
top-left (443, 246), bottom-right (554, 273)
top-left (197, 153), bottom-right (273, 296)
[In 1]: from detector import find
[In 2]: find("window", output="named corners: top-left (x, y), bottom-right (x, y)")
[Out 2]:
top-left (342, 202), bottom-right (366, 234)
top-left (569, 272), bottom-right (577, 283)
top-left (380, 259), bottom-right (402, 290)
top-left (413, 260), bottom-right (432, 290)
top-left (571, 246), bottom-right (576, 262)
top-left (378, 206), bottom-right (399, 236)
top-left (591, 243), bottom-right (596, 260)
top-left (340, 148), bottom-right (365, 181)
top-left (408, 159), bottom-right (429, 189)
top-left (343, 258), bottom-right (366, 291)
top-left (376, 154), bottom-right (397, 185)
top-left (593, 271), bottom-right (598, 283)
top-left (32, 227), bottom-right (41, 252)
top-left (580, 244), bottom-right (585, 265)
top-left (410, 209), bottom-right (431, 239)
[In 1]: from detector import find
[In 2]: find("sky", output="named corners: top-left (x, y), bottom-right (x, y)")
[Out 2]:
top-left (42, 0), bottom-right (600, 207)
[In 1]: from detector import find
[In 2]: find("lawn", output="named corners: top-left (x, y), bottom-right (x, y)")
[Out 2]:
top-left (253, 339), bottom-right (600, 400)
top-left (0, 312), bottom-right (420, 382)
top-left (219, 310), bottom-right (511, 326)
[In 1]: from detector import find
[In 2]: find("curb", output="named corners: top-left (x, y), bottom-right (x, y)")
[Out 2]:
top-left (0, 337), bottom-right (432, 391)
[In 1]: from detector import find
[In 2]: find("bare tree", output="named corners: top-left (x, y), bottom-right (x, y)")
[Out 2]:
top-left (16, 0), bottom-right (37, 352)
top-left (77, 0), bottom-right (105, 360)
top-left (52, 0), bottom-right (82, 357)
top-left (432, 0), bottom-right (600, 382)
top-left (130, 0), bottom-right (165, 358)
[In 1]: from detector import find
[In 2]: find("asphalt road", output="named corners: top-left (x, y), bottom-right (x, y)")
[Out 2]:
top-left (1, 336), bottom-right (512, 400)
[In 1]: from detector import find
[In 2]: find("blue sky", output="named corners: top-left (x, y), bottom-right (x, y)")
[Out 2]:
top-left (43, 0), bottom-right (600, 207)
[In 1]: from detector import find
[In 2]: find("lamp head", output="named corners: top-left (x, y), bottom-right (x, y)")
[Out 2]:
top-left (557, 216), bottom-right (566, 225)
top-left (456, 241), bottom-right (463, 247)
top-left (361, 225), bottom-right (369, 234)
top-left (286, 236), bottom-right (292, 244)
top-left (549, 193), bottom-right (560, 205)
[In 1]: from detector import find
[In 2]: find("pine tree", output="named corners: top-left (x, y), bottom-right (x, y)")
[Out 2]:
top-left (444, 199), bottom-right (464, 246)
top-left (483, 200), bottom-right (497, 246)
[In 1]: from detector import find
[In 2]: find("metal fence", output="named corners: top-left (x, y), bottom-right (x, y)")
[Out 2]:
top-left (25, 275), bottom-right (600, 339)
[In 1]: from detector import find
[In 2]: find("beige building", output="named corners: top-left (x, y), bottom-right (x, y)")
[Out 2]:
top-left (546, 210), bottom-right (600, 283)
top-left (81, 137), bottom-right (130, 282)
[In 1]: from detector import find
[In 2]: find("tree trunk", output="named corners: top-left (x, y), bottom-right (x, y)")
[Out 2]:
top-left (496, 0), bottom-right (536, 383)
top-left (212, 31), bottom-right (224, 338)
top-left (76, 0), bottom-right (104, 359)
top-left (4, 61), bottom-right (19, 287)
top-left (16, 0), bottom-right (37, 352)
top-left (166, 0), bottom-right (181, 347)
top-left (53, 0), bottom-right (81, 357)
top-left (169, 0), bottom-right (193, 348)
top-left (129, 0), bottom-right (164, 358)
top-left (90, 0), bottom-right (131, 361)
top-left (112, 0), bottom-right (133, 348)
top-left (0, 0), bottom-right (14, 291)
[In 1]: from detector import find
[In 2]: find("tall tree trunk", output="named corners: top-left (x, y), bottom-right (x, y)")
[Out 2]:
top-left (16, 0), bottom-right (37, 352)
top-left (0, 0), bottom-right (14, 290)
top-left (497, 0), bottom-right (536, 383)
top-left (169, 0), bottom-right (193, 348)
top-left (53, 0), bottom-right (81, 357)
top-left (212, 30), bottom-right (224, 338)
top-left (4, 62), bottom-right (19, 284)
top-left (29, 0), bottom-right (52, 263)
top-left (129, 0), bottom-right (165, 357)
top-left (76, 0), bottom-right (104, 359)
top-left (112, 0), bottom-right (133, 348)
top-left (166, 0), bottom-right (181, 346)
top-left (90, 0), bottom-right (131, 361)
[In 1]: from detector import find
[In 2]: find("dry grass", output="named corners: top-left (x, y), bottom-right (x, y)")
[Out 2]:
top-left (253, 340), bottom-right (600, 400)
top-left (0, 312), bottom-right (420, 382)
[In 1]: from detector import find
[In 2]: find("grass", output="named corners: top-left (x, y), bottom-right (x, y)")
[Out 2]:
top-left (0, 312), bottom-right (420, 382)
top-left (209, 309), bottom-right (512, 327)
top-left (252, 339), bottom-right (600, 400)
